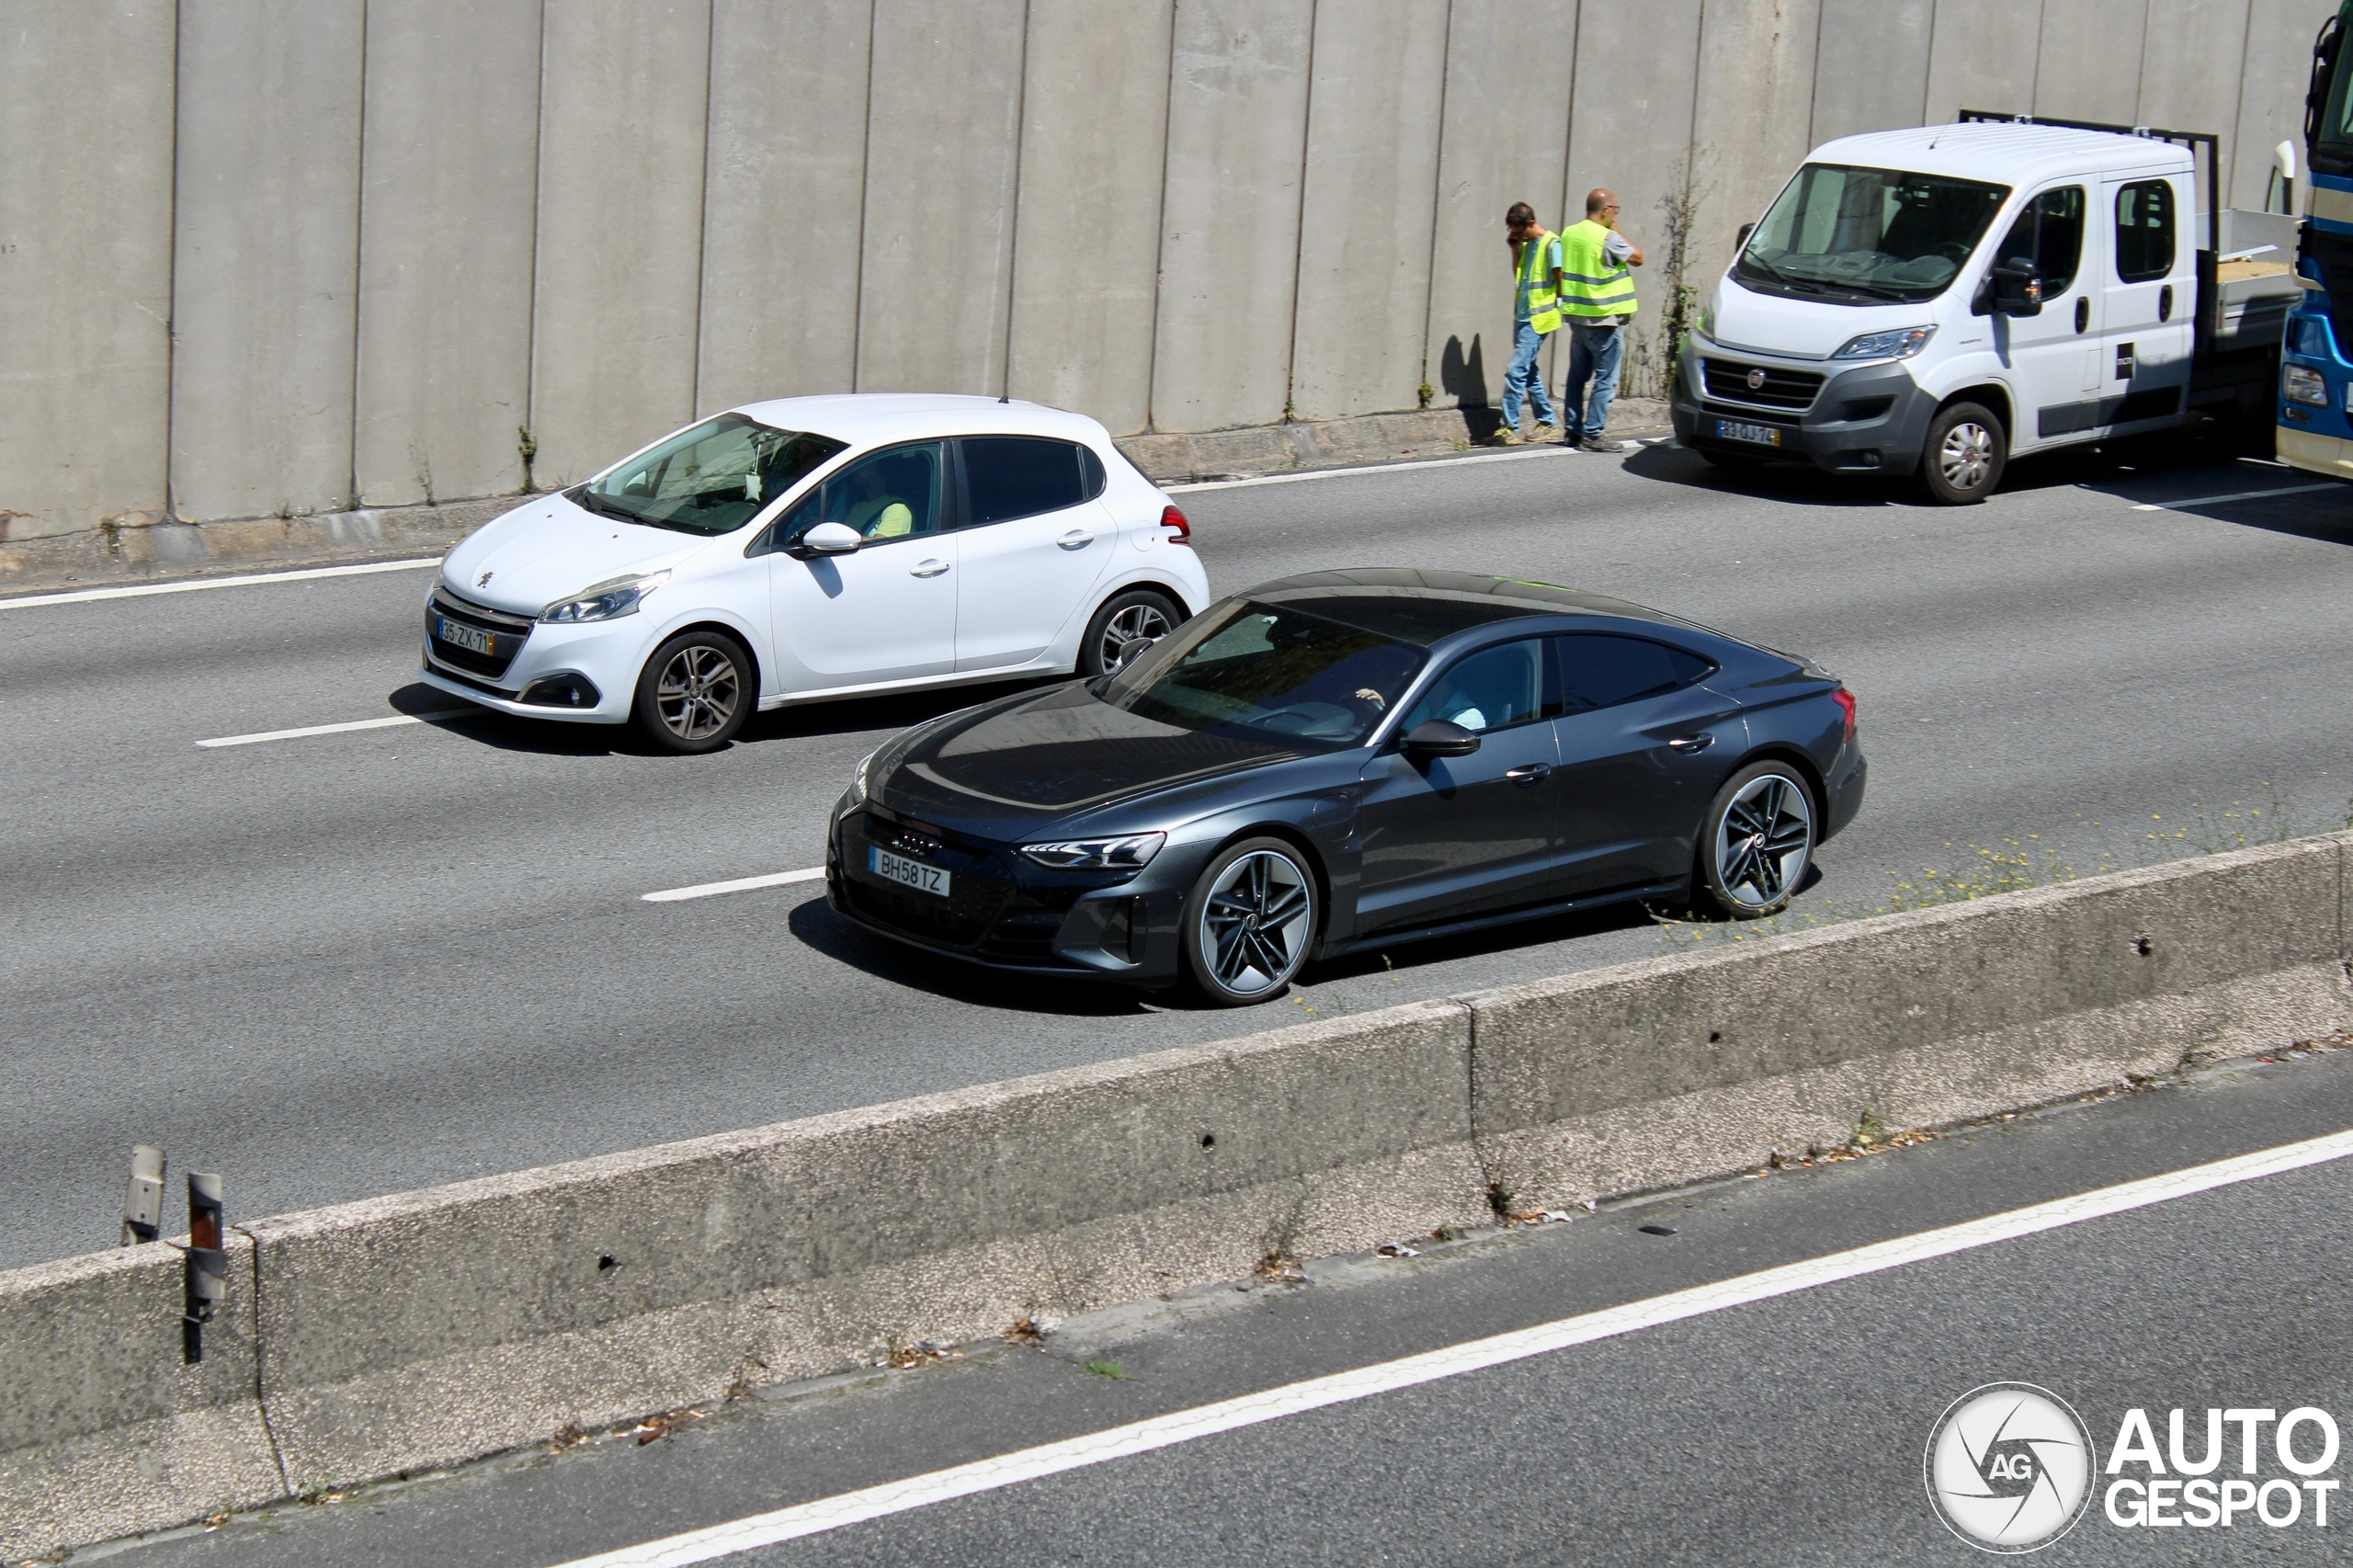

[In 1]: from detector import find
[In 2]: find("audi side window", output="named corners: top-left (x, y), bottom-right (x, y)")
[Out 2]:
top-left (1400, 641), bottom-right (1548, 733)
top-left (1555, 634), bottom-right (1713, 713)
top-left (961, 437), bottom-right (1091, 527)
top-left (1990, 186), bottom-right (2085, 296)
top-left (2114, 179), bottom-right (2175, 284)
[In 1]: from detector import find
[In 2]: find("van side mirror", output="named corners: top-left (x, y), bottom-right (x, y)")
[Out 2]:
top-left (1991, 257), bottom-right (2044, 316)
top-left (791, 521), bottom-right (862, 558)
top-left (1735, 222), bottom-right (1756, 251)
top-left (1403, 719), bottom-right (1481, 758)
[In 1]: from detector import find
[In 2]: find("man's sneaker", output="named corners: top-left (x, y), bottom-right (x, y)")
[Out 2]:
top-left (1489, 427), bottom-right (1524, 447)
top-left (1577, 436), bottom-right (1620, 454)
top-left (1533, 422), bottom-right (1560, 443)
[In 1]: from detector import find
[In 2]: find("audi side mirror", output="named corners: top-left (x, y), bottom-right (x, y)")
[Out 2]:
top-left (1403, 719), bottom-right (1481, 758)
top-left (1991, 257), bottom-right (2044, 317)
top-left (1113, 635), bottom-right (1157, 668)
top-left (792, 521), bottom-right (862, 558)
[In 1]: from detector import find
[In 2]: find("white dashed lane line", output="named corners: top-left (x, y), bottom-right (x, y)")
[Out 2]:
top-left (196, 711), bottom-right (475, 749)
top-left (642, 868), bottom-right (827, 903)
top-left (2129, 482), bottom-right (2337, 512)
top-left (0, 556), bottom-right (441, 610)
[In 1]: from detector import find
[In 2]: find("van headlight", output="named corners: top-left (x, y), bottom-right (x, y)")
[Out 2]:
top-left (1830, 325), bottom-right (1936, 361)
top-left (2284, 363), bottom-right (2328, 407)
top-left (540, 569), bottom-right (671, 624)
top-left (1019, 833), bottom-right (1165, 870)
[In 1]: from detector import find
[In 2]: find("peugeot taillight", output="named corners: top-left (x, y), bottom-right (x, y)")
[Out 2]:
top-left (1830, 685), bottom-right (1856, 744)
top-left (1160, 504), bottom-right (1192, 546)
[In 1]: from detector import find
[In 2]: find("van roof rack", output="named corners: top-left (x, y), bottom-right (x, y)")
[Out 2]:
top-left (1957, 109), bottom-right (2221, 254)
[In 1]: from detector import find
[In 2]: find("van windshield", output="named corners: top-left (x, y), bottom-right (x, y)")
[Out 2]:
top-left (1734, 164), bottom-right (2010, 304)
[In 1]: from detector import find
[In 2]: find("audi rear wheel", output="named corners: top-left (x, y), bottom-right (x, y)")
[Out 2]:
top-left (633, 630), bottom-right (750, 755)
top-left (1180, 837), bottom-right (1319, 1006)
top-left (1695, 762), bottom-right (1816, 918)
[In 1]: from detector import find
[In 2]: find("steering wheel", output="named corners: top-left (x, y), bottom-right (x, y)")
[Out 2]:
top-left (1933, 241), bottom-right (1972, 262)
top-left (1255, 701), bottom-right (1355, 737)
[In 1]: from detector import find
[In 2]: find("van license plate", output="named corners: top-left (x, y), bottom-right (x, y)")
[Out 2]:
top-left (870, 846), bottom-right (949, 898)
top-left (435, 616), bottom-right (495, 656)
top-left (1713, 419), bottom-right (1782, 448)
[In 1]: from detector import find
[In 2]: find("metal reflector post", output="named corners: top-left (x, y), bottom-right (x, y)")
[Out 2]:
top-left (183, 1173), bottom-right (225, 1365)
top-left (122, 1145), bottom-right (165, 1244)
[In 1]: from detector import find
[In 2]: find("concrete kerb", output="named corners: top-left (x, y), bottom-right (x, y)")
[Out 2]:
top-left (4, 835), bottom-right (2346, 1557)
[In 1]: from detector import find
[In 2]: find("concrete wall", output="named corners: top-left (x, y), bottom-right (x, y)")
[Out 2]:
top-left (0, 0), bottom-right (2315, 536)
top-left (5, 832), bottom-right (2348, 1558)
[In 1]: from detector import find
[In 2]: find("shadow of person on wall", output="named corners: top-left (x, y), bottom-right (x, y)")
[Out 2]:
top-left (1438, 334), bottom-right (1500, 444)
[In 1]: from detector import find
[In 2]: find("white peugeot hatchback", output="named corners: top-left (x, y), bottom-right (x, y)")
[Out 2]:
top-left (419, 395), bottom-right (1210, 753)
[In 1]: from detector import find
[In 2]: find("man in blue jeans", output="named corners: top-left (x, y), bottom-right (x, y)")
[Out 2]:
top-left (1493, 202), bottom-right (1563, 445)
top-left (1558, 187), bottom-right (1644, 452)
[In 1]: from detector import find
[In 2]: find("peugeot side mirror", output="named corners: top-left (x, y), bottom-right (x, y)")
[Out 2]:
top-left (1403, 719), bottom-right (1481, 758)
top-left (792, 521), bottom-right (862, 558)
top-left (1992, 257), bottom-right (2044, 316)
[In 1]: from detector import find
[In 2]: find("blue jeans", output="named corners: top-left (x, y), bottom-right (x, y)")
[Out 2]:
top-left (1561, 320), bottom-right (1626, 440)
top-left (1499, 320), bottom-right (1555, 431)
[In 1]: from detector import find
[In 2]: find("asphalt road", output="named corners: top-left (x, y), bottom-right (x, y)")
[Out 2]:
top-left (117, 1030), bottom-right (2353, 1566)
top-left (5, 438), bottom-right (2351, 1269)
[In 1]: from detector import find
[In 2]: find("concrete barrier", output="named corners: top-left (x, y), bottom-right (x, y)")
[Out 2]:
top-left (4, 836), bottom-right (2347, 1557)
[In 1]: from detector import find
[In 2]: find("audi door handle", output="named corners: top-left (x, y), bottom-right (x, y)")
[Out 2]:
top-left (1667, 734), bottom-right (1712, 753)
top-left (1505, 763), bottom-right (1552, 785)
top-left (1056, 529), bottom-right (1096, 549)
top-left (910, 558), bottom-right (949, 578)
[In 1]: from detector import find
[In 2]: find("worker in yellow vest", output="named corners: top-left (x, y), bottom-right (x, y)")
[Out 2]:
top-left (1558, 187), bottom-right (1644, 453)
top-left (1493, 202), bottom-right (1563, 445)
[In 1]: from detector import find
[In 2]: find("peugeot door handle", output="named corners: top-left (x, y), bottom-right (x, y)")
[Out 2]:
top-left (909, 559), bottom-right (949, 578)
top-left (1505, 763), bottom-right (1552, 785)
top-left (1666, 734), bottom-right (1712, 753)
top-left (1056, 529), bottom-right (1096, 549)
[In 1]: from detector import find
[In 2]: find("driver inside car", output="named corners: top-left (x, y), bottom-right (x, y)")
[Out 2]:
top-left (839, 461), bottom-right (916, 539)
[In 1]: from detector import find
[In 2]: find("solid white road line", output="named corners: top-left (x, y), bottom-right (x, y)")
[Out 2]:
top-left (0, 556), bottom-right (440, 610)
top-left (642, 868), bottom-right (827, 903)
top-left (195, 710), bottom-right (474, 749)
top-left (1165, 445), bottom-right (1575, 493)
top-left (2130, 482), bottom-right (2337, 512)
top-left (545, 1124), bottom-right (2353, 1568)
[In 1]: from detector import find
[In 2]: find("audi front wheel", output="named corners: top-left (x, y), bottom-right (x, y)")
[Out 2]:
top-left (1180, 837), bottom-right (1319, 1006)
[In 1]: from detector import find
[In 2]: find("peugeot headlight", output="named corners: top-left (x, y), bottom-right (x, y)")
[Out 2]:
top-left (1018, 833), bottom-right (1165, 870)
top-left (2284, 363), bottom-right (2327, 407)
top-left (1830, 325), bottom-right (1936, 361)
top-left (540, 569), bottom-right (671, 624)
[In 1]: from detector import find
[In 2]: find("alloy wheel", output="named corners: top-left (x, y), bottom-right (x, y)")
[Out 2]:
top-left (1198, 849), bottom-right (1313, 995)
top-left (1937, 421), bottom-right (1995, 493)
top-left (1712, 772), bottom-right (1814, 910)
top-left (1098, 602), bottom-right (1173, 671)
top-left (654, 645), bottom-right (741, 742)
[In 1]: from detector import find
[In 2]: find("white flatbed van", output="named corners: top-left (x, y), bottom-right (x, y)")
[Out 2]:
top-left (1671, 113), bottom-right (2295, 502)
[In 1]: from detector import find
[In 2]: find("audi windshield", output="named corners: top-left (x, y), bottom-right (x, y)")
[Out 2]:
top-left (1734, 164), bottom-right (2009, 304)
top-left (1100, 600), bottom-right (1425, 750)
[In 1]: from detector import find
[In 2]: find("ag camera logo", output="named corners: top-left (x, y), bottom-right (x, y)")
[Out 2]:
top-left (1925, 1382), bottom-right (2096, 1551)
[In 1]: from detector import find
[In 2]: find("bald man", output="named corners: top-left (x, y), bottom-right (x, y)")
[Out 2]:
top-left (1558, 187), bottom-right (1643, 452)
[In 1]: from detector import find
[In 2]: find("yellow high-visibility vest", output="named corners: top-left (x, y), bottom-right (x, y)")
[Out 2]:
top-left (1516, 230), bottom-right (1563, 335)
top-left (1559, 218), bottom-right (1638, 320)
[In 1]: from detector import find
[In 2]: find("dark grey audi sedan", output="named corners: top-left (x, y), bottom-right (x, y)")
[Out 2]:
top-left (827, 568), bottom-right (1865, 1005)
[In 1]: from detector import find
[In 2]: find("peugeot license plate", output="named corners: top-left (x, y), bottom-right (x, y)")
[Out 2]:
top-left (869, 846), bottom-right (949, 898)
top-left (1712, 418), bottom-right (1782, 448)
top-left (435, 616), bottom-right (495, 656)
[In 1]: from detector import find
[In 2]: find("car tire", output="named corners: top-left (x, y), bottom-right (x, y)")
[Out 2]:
top-left (632, 629), bottom-right (752, 755)
top-left (1693, 760), bottom-right (1816, 918)
top-left (1180, 836), bottom-right (1320, 1006)
top-left (1916, 401), bottom-right (2006, 505)
top-left (1079, 588), bottom-right (1184, 677)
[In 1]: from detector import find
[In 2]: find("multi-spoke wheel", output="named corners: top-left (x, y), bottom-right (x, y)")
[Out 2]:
top-left (1181, 837), bottom-right (1319, 1005)
top-left (1916, 400), bottom-right (2006, 506)
top-left (631, 630), bottom-right (750, 754)
top-left (1079, 588), bottom-right (1184, 676)
top-left (1696, 762), bottom-right (1816, 917)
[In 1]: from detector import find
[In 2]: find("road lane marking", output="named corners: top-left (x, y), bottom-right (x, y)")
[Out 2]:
top-left (544, 1123), bottom-right (2353, 1567)
top-left (196, 710), bottom-right (474, 748)
top-left (642, 868), bottom-right (826, 903)
top-left (0, 556), bottom-right (441, 610)
top-left (2130, 482), bottom-right (2337, 512)
top-left (1165, 445), bottom-right (1575, 492)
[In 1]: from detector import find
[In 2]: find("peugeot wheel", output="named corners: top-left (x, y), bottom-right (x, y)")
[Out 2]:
top-left (1079, 588), bottom-right (1183, 676)
top-left (1696, 762), bottom-right (1815, 917)
top-left (633, 630), bottom-right (750, 755)
top-left (1916, 401), bottom-right (2006, 506)
top-left (1181, 837), bottom-right (1319, 1005)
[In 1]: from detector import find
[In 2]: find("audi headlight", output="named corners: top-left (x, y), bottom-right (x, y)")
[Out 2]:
top-left (540, 569), bottom-right (671, 624)
top-left (1018, 833), bottom-right (1165, 870)
top-left (2284, 363), bottom-right (2327, 407)
top-left (1830, 325), bottom-right (1936, 361)
top-left (846, 748), bottom-right (878, 807)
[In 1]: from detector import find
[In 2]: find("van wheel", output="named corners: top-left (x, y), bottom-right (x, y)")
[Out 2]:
top-left (1917, 402), bottom-right (2006, 505)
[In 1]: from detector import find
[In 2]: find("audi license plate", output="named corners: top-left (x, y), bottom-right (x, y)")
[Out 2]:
top-left (1712, 418), bottom-right (1782, 448)
top-left (869, 846), bottom-right (949, 898)
top-left (435, 616), bottom-right (496, 656)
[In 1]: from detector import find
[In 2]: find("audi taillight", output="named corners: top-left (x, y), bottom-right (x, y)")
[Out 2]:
top-left (1830, 686), bottom-right (1856, 744)
top-left (1160, 505), bottom-right (1192, 546)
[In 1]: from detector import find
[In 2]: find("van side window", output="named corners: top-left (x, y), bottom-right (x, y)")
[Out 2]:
top-left (1990, 187), bottom-right (2085, 296)
top-left (2114, 179), bottom-right (2175, 284)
